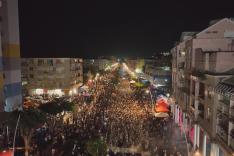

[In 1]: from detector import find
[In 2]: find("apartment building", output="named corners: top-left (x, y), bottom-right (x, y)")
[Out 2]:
top-left (21, 58), bottom-right (83, 96)
top-left (214, 77), bottom-right (234, 155)
top-left (171, 18), bottom-right (234, 156)
top-left (0, 0), bottom-right (22, 112)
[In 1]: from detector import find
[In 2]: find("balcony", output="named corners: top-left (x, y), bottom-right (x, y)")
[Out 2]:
top-left (178, 62), bottom-right (185, 69)
top-left (191, 70), bottom-right (206, 80)
top-left (217, 120), bottom-right (229, 143)
top-left (219, 99), bottom-right (230, 106)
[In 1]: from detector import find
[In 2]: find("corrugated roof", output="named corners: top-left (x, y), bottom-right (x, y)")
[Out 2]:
top-left (215, 76), bottom-right (234, 97)
top-left (222, 76), bottom-right (234, 86)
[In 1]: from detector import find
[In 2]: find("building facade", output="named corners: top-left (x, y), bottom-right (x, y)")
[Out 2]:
top-left (0, 0), bottom-right (22, 112)
top-left (214, 77), bottom-right (234, 156)
top-left (171, 18), bottom-right (234, 156)
top-left (21, 58), bottom-right (83, 96)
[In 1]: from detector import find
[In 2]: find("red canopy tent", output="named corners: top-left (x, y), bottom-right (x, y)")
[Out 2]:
top-left (156, 97), bottom-right (168, 105)
top-left (155, 105), bottom-right (169, 112)
top-left (0, 150), bottom-right (13, 156)
top-left (155, 100), bottom-right (169, 112)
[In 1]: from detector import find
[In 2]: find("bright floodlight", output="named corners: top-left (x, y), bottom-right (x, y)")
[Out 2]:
top-left (73, 88), bottom-right (77, 94)
top-left (135, 68), bottom-right (142, 73)
top-left (145, 90), bottom-right (150, 94)
top-left (194, 151), bottom-right (201, 156)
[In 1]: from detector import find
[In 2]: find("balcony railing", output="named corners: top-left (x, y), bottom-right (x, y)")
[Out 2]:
top-left (219, 99), bottom-right (230, 105)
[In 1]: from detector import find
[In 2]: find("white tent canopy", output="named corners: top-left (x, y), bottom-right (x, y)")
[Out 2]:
top-left (154, 112), bottom-right (169, 118)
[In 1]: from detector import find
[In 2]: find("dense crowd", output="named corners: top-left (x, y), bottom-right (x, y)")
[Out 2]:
top-left (0, 68), bottom-right (184, 156)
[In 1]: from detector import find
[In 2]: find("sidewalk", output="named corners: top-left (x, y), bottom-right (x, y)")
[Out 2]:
top-left (148, 120), bottom-right (189, 156)
top-left (170, 123), bottom-right (189, 156)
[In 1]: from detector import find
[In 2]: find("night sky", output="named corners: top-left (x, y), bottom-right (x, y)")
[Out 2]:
top-left (19, 0), bottom-right (234, 58)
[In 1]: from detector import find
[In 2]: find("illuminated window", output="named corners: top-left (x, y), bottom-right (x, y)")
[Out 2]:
top-left (47, 59), bottom-right (53, 66)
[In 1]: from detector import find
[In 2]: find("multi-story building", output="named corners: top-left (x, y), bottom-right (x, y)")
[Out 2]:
top-left (0, 0), bottom-right (22, 112)
top-left (171, 18), bottom-right (234, 156)
top-left (21, 58), bottom-right (83, 96)
top-left (214, 76), bottom-right (234, 155)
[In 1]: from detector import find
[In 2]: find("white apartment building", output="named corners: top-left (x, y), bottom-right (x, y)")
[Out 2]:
top-left (171, 18), bottom-right (234, 156)
top-left (21, 58), bottom-right (83, 97)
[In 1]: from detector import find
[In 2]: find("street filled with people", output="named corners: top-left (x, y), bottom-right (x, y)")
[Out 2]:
top-left (0, 65), bottom-right (187, 156)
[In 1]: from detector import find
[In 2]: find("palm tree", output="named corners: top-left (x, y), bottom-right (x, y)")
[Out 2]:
top-left (9, 108), bottom-right (46, 156)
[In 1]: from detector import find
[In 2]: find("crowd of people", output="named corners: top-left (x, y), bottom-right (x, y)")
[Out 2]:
top-left (0, 67), bottom-right (185, 156)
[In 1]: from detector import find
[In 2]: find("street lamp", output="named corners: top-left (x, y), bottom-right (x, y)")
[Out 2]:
top-left (12, 113), bottom-right (21, 156)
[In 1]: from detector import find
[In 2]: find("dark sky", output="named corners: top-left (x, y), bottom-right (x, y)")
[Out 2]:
top-left (19, 0), bottom-right (234, 58)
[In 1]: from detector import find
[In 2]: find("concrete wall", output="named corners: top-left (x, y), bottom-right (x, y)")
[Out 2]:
top-left (216, 52), bottom-right (234, 72)
top-left (196, 18), bottom-right (234, 39)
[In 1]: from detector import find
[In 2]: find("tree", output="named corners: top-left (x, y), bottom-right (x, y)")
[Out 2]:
top-left (86, 138), bottom-right (107, 156)
top-left (38, 100), bottom-right (75, 132)
top-left (39, 100), bottom-right (75, 114)
top-left (9, 108), bottom-right (46, 156)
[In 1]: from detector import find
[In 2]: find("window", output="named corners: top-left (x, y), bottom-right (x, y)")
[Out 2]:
top-left (29, 67), bottom-right (33, 71)
top-left (29, 60), bottom-right (34, 65)
top-left (38, 59), bottom-right (43, 66)
top-left (29, 74), bottom-right (34, 78)
top-left (179, 50), bottom-right (186, 57)
top-left (207, 107), bottom-right (211, 120)
top-left (56, 59), bottom-right (62, 64)
top-left (47, 59), bottom-right (53, 66)
top-left (207, 86), bottom-right (212, 99)
top-left (199, 83), bottom-right (205, 99)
